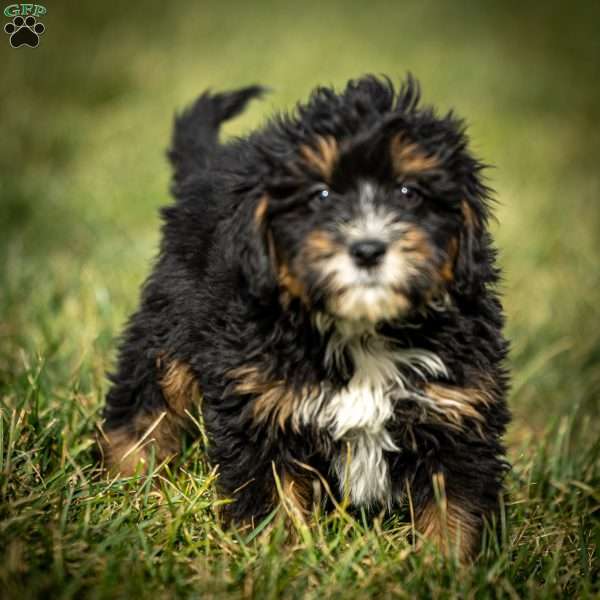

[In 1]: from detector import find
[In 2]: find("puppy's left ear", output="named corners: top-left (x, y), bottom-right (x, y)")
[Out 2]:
top-left (228, 195), bottom-right (278, 301)
top-left (454, 198), bottom-right (487, 297)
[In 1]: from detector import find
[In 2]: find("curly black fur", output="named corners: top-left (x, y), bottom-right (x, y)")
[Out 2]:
top-left (102, 75), bottom-right (510, 561)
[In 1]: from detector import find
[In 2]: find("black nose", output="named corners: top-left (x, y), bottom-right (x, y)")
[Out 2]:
top-left (349, 239), bottom-right (387, 267)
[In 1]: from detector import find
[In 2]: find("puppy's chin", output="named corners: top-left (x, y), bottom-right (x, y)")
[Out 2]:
top-left (326, 285), bottom-right (412, 323)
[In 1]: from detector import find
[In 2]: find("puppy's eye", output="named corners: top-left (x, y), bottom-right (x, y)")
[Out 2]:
top-left (396, 182), bottom-right (422, 207)
top-left (315, 186), bottom-right (330, 201)
top-left (309, 185), bottom-right (331, 207)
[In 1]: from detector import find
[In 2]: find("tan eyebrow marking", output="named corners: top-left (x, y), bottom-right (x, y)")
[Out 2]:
top-left (299, 135), bottom-right (339, 181)
top-left (390, 133), bottom-right (439, 175)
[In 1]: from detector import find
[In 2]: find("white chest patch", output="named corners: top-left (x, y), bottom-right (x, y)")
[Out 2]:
top-left (301, 320), bottom-right (448, 508)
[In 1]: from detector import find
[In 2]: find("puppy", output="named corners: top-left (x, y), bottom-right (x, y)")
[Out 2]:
top-left (101, 76), bottom-right (510, 561)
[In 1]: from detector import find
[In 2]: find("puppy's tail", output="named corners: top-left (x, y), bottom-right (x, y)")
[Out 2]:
top-left (168, 85), bottom-right (267, 186)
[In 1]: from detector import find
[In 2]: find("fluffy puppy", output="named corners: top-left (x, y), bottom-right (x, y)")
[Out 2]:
top-left (101, 76), bottom-right (510, 561)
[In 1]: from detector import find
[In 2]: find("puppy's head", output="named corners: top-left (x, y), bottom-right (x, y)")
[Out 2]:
top-left (236, 76), bottom-right (492, 324)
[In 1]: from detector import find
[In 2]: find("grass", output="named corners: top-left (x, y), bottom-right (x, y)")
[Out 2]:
top-left (1, 1), bottom-right (599, 597)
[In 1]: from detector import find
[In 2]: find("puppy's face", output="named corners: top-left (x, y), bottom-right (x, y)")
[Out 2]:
top-left (263, 131), bottom-right (472, 324)
top-left (240, 78), bottom-right (487, 324)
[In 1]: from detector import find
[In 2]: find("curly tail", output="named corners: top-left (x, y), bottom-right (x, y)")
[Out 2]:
top-left (168, 85), bottom-right (267, 187)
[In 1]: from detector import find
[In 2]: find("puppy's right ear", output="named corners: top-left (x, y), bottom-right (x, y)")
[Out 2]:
top-left (227, 195), bottom-right (278, 302)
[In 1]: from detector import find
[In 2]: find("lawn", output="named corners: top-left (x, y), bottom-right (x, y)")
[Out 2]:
top-left (1, 1), bottom-right (599, 597)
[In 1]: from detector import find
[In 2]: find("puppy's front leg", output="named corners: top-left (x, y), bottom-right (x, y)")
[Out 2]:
top-left (413, 472), bottom-right (481, 562)
top-left (209, 444), bottom-right (315, 532)
top-left (212, 364), bottom-right (322, 529)
top-left (410, 460), bottom-right (504, 562)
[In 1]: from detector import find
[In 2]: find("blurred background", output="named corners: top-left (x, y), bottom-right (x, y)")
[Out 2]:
top-left (1, 0), bottom-right (599, 442)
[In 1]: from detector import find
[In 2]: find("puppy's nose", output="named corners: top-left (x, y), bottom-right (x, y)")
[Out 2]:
top-left (350, 239), bottom-right (387, 267)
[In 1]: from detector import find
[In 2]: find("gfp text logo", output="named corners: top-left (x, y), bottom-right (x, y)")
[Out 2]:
top-left (4, 4), bottom-right (47, 47)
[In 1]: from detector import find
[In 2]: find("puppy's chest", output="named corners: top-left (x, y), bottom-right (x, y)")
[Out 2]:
top-left (302, 338), bottom-right (447, 507)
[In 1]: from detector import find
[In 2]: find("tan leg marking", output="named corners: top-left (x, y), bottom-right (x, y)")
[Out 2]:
top-left (276, 468), bottom-right (314, 523)
top-left (160, 359), bottom-right (201, 418)
top-left (416, 473), bottom-right (480, 562)
top-left (102, 360), bottom-right (201, 475)
top-left (101, 412), bottom-right (176, 476)
top-left (101, 427), bottom-right (150, 476)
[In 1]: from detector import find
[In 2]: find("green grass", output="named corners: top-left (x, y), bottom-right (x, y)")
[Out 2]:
top-left (1, 1), bottom-right (599, 597)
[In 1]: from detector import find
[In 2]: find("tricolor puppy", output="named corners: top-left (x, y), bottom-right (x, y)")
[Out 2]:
top-left (102, 76), bottom-right (510, 561)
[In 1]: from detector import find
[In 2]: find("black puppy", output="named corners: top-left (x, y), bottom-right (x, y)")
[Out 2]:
top-left (102, 76), bottom-right (510, 561)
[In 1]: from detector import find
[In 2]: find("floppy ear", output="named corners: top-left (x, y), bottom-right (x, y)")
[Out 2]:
top-left (454, 199), bottom-right (486, 296)
top-left (227, 195), bottom-right (278, 301)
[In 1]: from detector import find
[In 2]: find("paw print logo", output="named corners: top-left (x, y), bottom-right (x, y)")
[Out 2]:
top-left (4, 15), bottom-right (45, 48)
